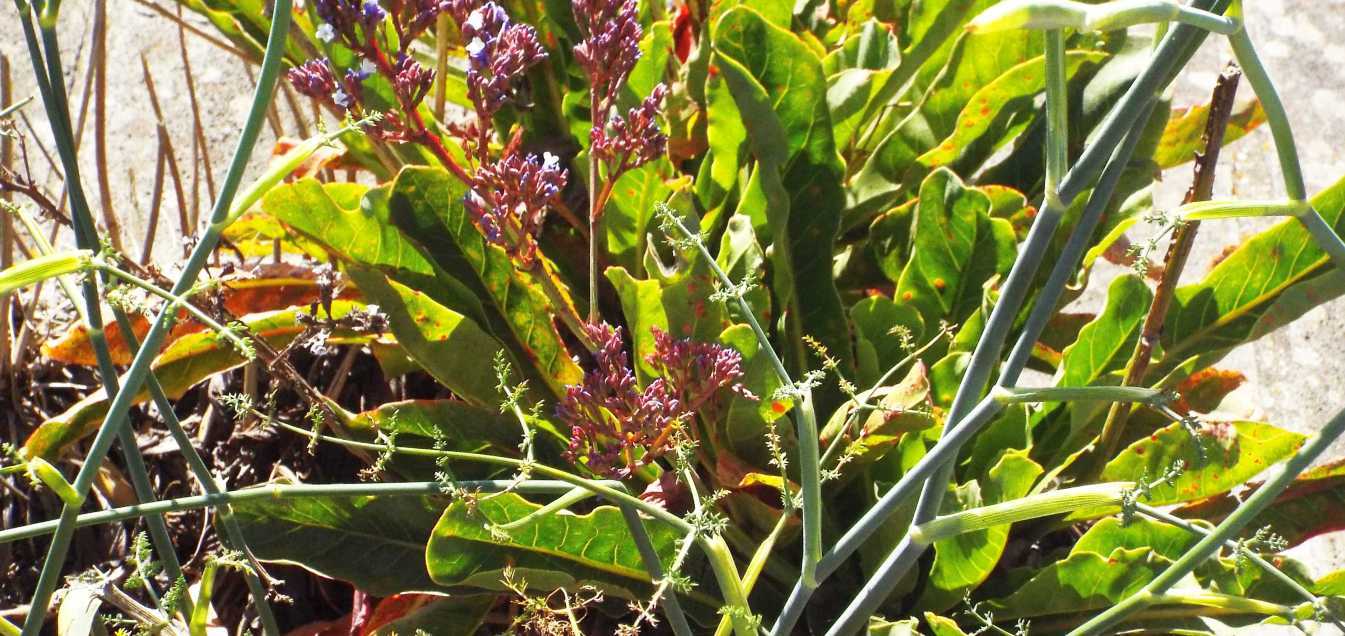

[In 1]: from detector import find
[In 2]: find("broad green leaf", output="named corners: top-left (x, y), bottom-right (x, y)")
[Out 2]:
top-left (869, 616), bottom-right (922, 635)
top-left (346, 265), bottom-right (507, 407)
top-left (922, 614), bottom-right (968, 636)
top-left (233, 494), bottom-right (447, 596)
top-left (713, 6), bottom-right (854, 401)
top-left (1154, 97), bottom-right (1266, 168)
top-left (1178, 458), bottom-right (1345, 549)
top-left (262, 178), bottom-right (485, 328)
top-left (987, 515), bottom-right (1188, 618)
top-left (917, 51), bottom-right (1105, 173)
top-left (894, 169), bottom-right (1014, 329)
top-left (426, 492), bottom-right (681, 600)
top-left (919, 450), bottom-right (1042, 611)
top-left (1099, 420), bottom-right (1304, 508)
top-left (345, 399), bottom-right (564, 476)
top-left (697, 74), bottom-right (748, 229)
top-left (989, 547), bottom-right (1161, 619)
top-left (23, 301), bottom-right (369, 460)
top-left (1158, 174), bottom-right (1345, 378)
top-left (386, 167), bottom-right (584, 395)
top-left (1057, 274), bottom-right (1152, 389)
top-left (1074, 517), bottom-right (1199, 562)
top-left (602, 160), bottom-right (677, 273)
top-left (850, 294), bottom-right (925, 387)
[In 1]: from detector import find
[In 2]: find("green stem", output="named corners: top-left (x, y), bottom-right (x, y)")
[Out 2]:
top-left (1044, 28), bottom-right (1067, 209)
top-left (1069, 404), bottom-right (1345, 635)
top-left (702, 534), bottom-right (756, 636)
top-left (660, 208), bottom-right (823, 587)
top-left (1177, 198), bottom-right (1310, 220)
top-left (20, 1), bottom-right (294, 632)
top-left (0, 480), bottom-right (581, 544)
top-left (912, 483), bottom-right (1131, 544)
top-left (1226, 9), bottom-right (1345, 269)
top-left (1134, 503), bottom-right (1343, 630)
top-left (17, 0), bottom-right (194, 623)
top-left (991, 385), bottom-right (1167, 405)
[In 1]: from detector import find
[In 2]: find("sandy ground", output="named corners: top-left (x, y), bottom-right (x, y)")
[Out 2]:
top-left (2, 0), bottom-right (1345, 616)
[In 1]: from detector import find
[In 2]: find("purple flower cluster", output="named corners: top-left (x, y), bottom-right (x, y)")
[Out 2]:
top-left (463, 151), bottom-right (567, 265)
top-left (572, 0), bottom-right (643, 105)
top-left (313, 0), bottom-right (387, 48)
top-left (557, 323), bottom-right (754, 477)
top-left (571, 0), bottom-right (668, 205)
top-left (393, 54), bottom-right (435, 106)
top-left (591, 83), bottom-right (668, 171)
top-left (460, 3), bottom-right (549, 128)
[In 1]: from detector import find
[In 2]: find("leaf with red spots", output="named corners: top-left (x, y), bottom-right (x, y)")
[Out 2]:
top-left (917, 51), bottom-right (1105, 173)
top-left (1157, 174), bottom-right (1345, 380)
top-left (1097, 420), bottom-right (1304, 509)
top-left (1177, 458), bottom-right (1345, 549)
top-left (1154, 96), bottom-right (1266, 169)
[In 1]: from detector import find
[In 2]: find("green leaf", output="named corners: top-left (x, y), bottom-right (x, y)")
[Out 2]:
top-left (894, 169), bottom-right (1014, 329)
top-left (1159, 174), bottom-right (1345, 378)
top-left (1074, 517), bottom-right (1199, 562)
top-left (605, 257), bottom-right (728, 382)
top-left (821, 362), bottom-right (937, 466)
top-left (346, 265), bottom-right (507, 407)
top-left (1057, 274), bottom-right (1152, 389)
top-left (989, 547), bottom-right (1161, 619)
top-left (234, 494), bottom-right (447, 596)
top-left (919, 450), bottom-right (1042, 611)
top-left (345, 399), bottom-right (564, 477)
top-left (1177, 458), bottom-right (1345, 549)
top-left (850, 295), bottom-right (925, 387)
top-left (601, 160), bottom-right (677, 273)
top-left (426, 492), bottom-right (681, 600)
top-left (713, 6), bottom-right (854, 399)
top-left (23, 301), bottom-right (369, 460)
top-left (1154, 97), bottom-right (1266, 169)
top-left (262, 178), bottom-right (488, 330)
top-left (697, 75), bottom-right (748, 229)
top-left (386, 167), bottom-right (584, 396)
top-left (1099, 420), bottom-right (1305, 508)
top-left (917, 51), bottom-right (1105, 173)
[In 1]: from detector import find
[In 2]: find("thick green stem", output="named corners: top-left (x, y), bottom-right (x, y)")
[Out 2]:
top-left (16, 0), bottom-right (195, 623)
top-left (912, 483), bottom-right (1131, 544)
top-left (1043, 29), bottom-right (1068, 209)
top-left (20, 1), bottom-right (294, 632)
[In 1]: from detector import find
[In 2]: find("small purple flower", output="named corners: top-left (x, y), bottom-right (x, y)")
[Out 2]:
top-left (572, 0), bottom-right (642, 107)
top-left (592, 83), bottom-right (668, 170)
top-left (461, 2), bottom-right (547, 118)
top-left (557, 323), bottom-right (753, 477)
top-left (393, 54), bottom-right (435, 106)
top-left (464, 150), bottom-right (568, 265)
top-left (360, 0), bottom-right (387, 28)
top-left (287, 59), bottom-right (338, 100)
top-left (316, 22), bottom-right (337, 42)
